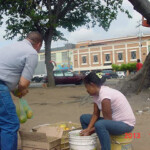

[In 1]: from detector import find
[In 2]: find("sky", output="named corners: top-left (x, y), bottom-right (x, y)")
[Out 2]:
top-left (0, 0), bottom-right (150, 49)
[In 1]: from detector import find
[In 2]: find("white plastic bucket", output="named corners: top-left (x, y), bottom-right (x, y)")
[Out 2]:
top-left (69, 130), bottom-right (97, 150)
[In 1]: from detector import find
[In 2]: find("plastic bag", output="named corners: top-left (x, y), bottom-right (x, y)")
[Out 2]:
top-left (21, 99), bottom-right (33, 119)
top-left (16, 99), bottom-right (33, 123)
top-left (16, 99), bottom-right (27, 123)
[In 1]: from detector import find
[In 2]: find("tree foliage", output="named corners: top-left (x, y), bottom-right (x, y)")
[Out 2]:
top-left (0, 0), bottom-right (131, 87)
top-left (112, 64), bottom-right (120, 71)
top-left (0, 0), bottom-right (131, 40)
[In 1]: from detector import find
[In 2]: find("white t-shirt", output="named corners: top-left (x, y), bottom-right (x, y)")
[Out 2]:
top-left (93, 86), bottom-right (136, 126)
top-left (0, 39), bottom-right (38, 90)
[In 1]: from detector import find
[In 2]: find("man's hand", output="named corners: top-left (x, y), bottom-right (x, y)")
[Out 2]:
top-left (80, 128), bottom-right (91, 136)
top-left (12, 89), bottom-right (29, 98)
top-left (19, 89), bottom-right (29, 98)
top-left (13, 76), bottom-right (30, 98)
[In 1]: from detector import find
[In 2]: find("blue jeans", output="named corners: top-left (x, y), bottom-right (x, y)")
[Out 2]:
top-left (0, 81), bottom-right (20, 150)
top-left (80, 114), bottom-right (134, 150)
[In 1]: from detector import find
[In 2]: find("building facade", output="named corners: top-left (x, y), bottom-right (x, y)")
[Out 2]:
top-left (73, 35), bottom-right (150, 72)
top-left (34, 35), bottom-right (150, 75)
top-left (34, 44), bottom-right (75, 75)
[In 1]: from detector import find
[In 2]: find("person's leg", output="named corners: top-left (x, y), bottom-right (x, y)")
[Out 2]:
top-left (80, 114), bottom-right (92, 129)
top-left (0, 129), bottom-right (1, 150)
top-left (80, 114), bottom-right (104, 129)
top-left (94, 120), bottom-right (111, 150)
top-left (99, 120), bottom-right (134, 135)
top-left (0, 84), bottom-right (20, 150)
top-left (94, 120), bottom-right (134, 150)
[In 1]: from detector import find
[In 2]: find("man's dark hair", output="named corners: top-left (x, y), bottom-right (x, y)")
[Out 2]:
top-left (83, 72), bottom-right (105, 87)
top-left (137, 59), bottom-right (140, 63)
top-left (26, 31), bottom-right (43, 45)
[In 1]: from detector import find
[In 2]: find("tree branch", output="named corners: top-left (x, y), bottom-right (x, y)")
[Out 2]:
top-left (57, 0), bottom-right (82, 20)
top-left (34, 22), bottom-right (44, 36)
top-left (46, 0), bottom-right (52, 16)
top-left (128, 0), bottom-right (150, 22)
top-left (55, 0), bottom-right (65, 17)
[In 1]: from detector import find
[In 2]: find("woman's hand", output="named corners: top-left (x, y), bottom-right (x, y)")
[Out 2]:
top-left (80, 128), bottom-right (91, 136)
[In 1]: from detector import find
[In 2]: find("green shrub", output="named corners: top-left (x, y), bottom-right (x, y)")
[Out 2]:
top-left (120, 64), bottom-right (128, 71)
top-left (112, 63), bottom-right (136, 72)
top-left (126, 63), bottom-right (136, 72)
top-left (112, 64), bottom-right (120, 71)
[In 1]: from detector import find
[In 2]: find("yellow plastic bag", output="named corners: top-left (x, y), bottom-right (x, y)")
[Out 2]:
top-left (16, 99), bottom-right (27, 123)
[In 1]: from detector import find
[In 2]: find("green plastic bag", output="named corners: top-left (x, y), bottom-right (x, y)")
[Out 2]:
top-left (16, 99), bottom-right (27, 124)
top-left (21, 99), bottom-right (33, 119)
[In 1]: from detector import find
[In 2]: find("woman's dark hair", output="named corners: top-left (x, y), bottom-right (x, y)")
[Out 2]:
top-left (83, 72), bottom-right (106, 86)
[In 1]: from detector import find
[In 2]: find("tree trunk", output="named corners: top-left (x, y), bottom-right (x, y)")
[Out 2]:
top-left (44, 29), bottom-right (55, 87)
top-left (128, 0), bottom-right (150, 23)
top-left (117, 53), bottom-right (150, 95)
top-left (116, 0), bottom-right (150, 94)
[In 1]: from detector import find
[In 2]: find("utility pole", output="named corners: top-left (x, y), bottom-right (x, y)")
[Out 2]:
top-left (136, 19), bottom-right (143, 62)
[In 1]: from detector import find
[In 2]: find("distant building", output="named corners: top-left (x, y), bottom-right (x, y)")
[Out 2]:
top-left (73, 35), bottom-right (150, 72)
top-left (34, 43), bottom-right (75, 75)
top-left (34, 35), bottom-right (150, 75)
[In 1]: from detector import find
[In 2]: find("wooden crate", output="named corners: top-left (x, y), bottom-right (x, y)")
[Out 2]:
top-left (19, 131), bottom-right (61, 150)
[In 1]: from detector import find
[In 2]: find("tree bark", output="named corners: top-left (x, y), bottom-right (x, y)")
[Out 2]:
top-left (128, 0), bottom-right (150, 23)
top-left (116, 0), bottom-right (150, 94)
top-left (44, 29), bottom-right (55, 87)
top-left (117, 53), bottom-right (150, 95)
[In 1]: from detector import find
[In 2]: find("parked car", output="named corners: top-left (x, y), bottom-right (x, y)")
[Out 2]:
top-left (101, 70), bottom-right (118, 79)
top-left (32, 74), bottom-right (46, 82)
top-left (33, 74), bottom-right (46, 78)
top-left (43, 70), bottom-right (84, 85)
top-left (116, 71), bottom-right (125, 78)
top-left (85, 71), bottom-right (91, 76)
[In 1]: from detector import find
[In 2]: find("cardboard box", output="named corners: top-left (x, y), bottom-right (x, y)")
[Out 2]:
top-left (19, 127), bottom-right (62, 150)
top-left (32, 122), bottom-right (81, 150)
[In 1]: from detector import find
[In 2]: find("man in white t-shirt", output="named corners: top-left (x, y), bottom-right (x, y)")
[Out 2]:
top-left (80, 72), bottom-right (135, 150)
top-left (0, 31), bottom-right (43, 150)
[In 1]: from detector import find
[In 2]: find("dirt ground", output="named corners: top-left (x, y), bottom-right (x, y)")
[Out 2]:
top-left (13, 80), bottom-right (150, 150)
